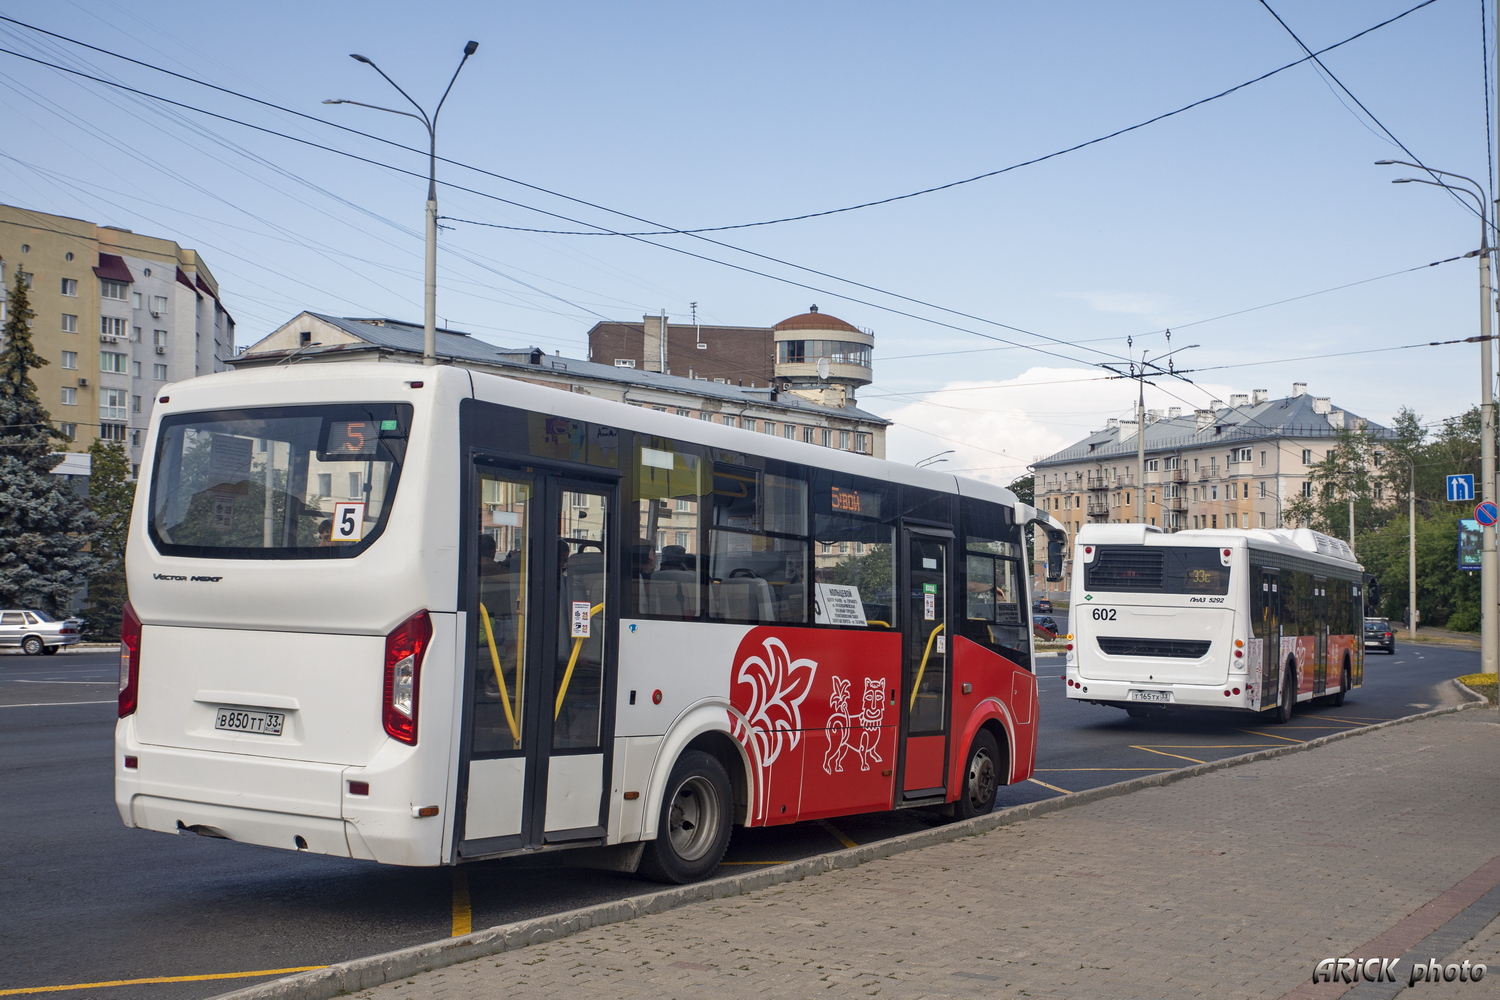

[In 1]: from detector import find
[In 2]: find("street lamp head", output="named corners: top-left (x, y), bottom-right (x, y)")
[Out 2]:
top-left (464, 40), bottom-right (479, 56)
top-left (1374, 160), bottom-right (1397, 165)
top-left (1393, 178), bottom-right (1416, 184)
top-left (321, 99), bottom-right (345, 105)
top-left (350, 53), bottom-right (371, 64)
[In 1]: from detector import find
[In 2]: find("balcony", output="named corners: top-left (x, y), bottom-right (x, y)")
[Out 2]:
top-left (1086, 501), bottom-right (1110, 518)
top-left (1164, 496), bottom-right (1188, 512)
top-left (1166, 468), bottom-right (1187, 482)
top-left (1085, 473), bottom-right (1135, 491)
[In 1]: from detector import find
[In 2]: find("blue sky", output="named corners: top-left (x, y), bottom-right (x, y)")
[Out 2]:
top-left (1, 1), bottom-right (1493, 481)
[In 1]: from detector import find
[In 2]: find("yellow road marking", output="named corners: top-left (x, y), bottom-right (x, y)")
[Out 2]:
top-left (815, 819), bottom-right (858, 849)
top-left (1330, 715), bottom-right (1395, 722)
top-left (1027, 777), bottom-right (1072, 794)
top-left (1035, 767), bottom-right (1171, 772)
top-left (1130, 746), bottom-right (1206, 764)
top-left (1238, 729), bottom-right (1305, 744)
top-left (0, 967), bottom-right (326, 996)
top-left (451, 866), bottom-right (472, 937)
top-left (719, 860), bottom-right (781, 865)
top-left (1134, 744), bottom-right (1279, 749)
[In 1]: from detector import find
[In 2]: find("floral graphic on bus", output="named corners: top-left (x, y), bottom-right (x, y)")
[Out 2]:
top-left (728, 634), bottom-right (817, 825)
top-left (823, 676), bottom-right (886, 774)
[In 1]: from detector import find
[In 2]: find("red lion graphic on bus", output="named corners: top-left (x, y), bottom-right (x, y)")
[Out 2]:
top-left (823, 675), bottom-right (886, 774)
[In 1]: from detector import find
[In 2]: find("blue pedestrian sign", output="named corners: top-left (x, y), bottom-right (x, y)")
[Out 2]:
top-left (1448, 474), bottom-right (1476, 502)
top-left (1478, 501), bottom-right (1499, 527)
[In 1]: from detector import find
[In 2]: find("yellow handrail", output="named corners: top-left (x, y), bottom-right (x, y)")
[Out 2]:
top-left (909, 623), bottom-right (946, 711)
top-left (866, 619), bottom-right (892, 628)
top-left (555, 603), bottom-right (605, 720)
top-left (479, 602), bottom-right (521, 748)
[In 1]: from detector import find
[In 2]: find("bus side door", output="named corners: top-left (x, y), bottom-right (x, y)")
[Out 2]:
top-left (900, 527), bottom-right (952, 800)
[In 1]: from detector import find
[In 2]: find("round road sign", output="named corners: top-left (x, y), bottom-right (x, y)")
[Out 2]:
top-left (1476, 501), bottom-right (1499, 527)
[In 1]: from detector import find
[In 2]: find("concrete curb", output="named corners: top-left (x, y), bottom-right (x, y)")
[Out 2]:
top-left (213, 689), bottom-right (1490, 1000)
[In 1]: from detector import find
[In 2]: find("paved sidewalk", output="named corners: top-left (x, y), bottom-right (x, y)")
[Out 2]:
top-left (352, 709), bottom-right (1500, 1000)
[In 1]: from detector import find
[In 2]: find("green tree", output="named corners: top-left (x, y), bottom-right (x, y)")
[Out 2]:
top-left (85, 439), bottom-right (134, 640)
top-left (1006, 474), bottom-right (1035, 506)
top-left (0, 269), bottom-right (99, 614)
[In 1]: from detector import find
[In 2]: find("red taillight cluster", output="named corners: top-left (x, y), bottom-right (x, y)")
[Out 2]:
top-left (383, 611), bottom-right (432, 746)
top-left (118, 601), bottom-right (141, 718)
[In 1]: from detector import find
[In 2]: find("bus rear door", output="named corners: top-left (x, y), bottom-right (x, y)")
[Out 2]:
top-left (459, 463), bottom-right (617, 858)
top-left (901, 527), bottom-right (952, 801)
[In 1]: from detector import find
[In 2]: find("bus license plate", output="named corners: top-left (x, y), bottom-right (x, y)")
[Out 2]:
top-left (1129, 690), bottom-right (1172, 704)
top-left (214, 708), bottom-right (285, 736)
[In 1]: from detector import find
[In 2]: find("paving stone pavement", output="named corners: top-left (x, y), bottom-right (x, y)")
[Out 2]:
top-left (353, 709), bottom-right (1500, 1000)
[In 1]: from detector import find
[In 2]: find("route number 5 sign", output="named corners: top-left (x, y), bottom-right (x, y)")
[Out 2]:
top-left (331, 501), bottom-right (366, 542)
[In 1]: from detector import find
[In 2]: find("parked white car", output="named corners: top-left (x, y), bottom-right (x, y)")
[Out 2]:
top-left (0, 609), bottom-right (84, 655)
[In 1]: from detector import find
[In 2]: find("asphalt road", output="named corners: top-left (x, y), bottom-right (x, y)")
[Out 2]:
top-left (0, 640), bottom-right (1477, 999)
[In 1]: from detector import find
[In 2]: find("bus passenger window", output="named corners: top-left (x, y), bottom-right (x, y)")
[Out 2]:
top-left (630, 438), bottom-right (707, 620)
top-left (963, 538), bottom-right (1029, 669)
top-left (812, 473), bottom-right (896, 627)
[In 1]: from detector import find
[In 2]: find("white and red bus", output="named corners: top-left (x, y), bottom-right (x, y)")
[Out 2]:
top-left (117, 362), bottom-right (1066, 883)
top-left (1065, 524), bottom-right (1363, 723)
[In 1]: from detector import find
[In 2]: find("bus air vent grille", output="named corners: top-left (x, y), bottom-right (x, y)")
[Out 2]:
top-left (1097, 636), bottom-right (1211, 658)
top-left (1086, 549), bottom-right (1164, 589)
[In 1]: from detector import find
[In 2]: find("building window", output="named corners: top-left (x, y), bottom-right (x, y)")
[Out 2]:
top-left (130, 429), bottom-right (142, 447)
top-left (100, 279), bottom-right (129, 300)
top-left (153, 363), bottom-right (168, 380)
top-left (18, 271), bottom-right (32, 287)
top-left (101, 389), bottom-right (128, 421)
top-left (153, 329), bottom-right (168, 348)
top-left (151, 295), bottom-right (168, 316)
top-left (1260, 451), bottom-right (1267, 467)
top-left (99, 422), bottom-right (126, 442)
top-left (61, 314), bottom-right (77, 333)
top-left (1302, 449), bottom-right (1313, 465)
top-left (784, 424), bottom-right (796, 439)
top-left (699, 411), bottom-right (712, 420)
top-left (1242, 482), bottom-right (1250, 499)
top-left (763, 421), bottom-right (776, 435)
top-left (60, 351), bottom-right (77, 369)
top-left (675, 531), bottom-right (690, 548)
top-left (132, 361), bottom-right (142, 378)
top-left (676, 408), bottom-right (690, 417)
top-left (1301, 481), bottom-right (1313, 497)
top-left (839, 430), bottom-right (851, 450)
top-left (101, 352), bottom-right (128, 373)
top-left (804, 427), bottom-right (815, 444)
top-left (131, 326), bottom-right (142, 342)
top-left (614, 359), bottom-right (636, 368)
top-left (101, 317), bottom-right (127, 338)
top-left (820, 428), bottom-right (832, 447)
top-left (1211, 514), bottom-right (1218, 529)
top-left (1260, 512), bottom-right (1267, 528)
top-left (744, 419), bottom-right (758, 433)
top-left (132, 291), bottom-right (143, 309)
top-left (1234, 447), bottom-right (1252, 462)
top-left (855, 433), bottom-right (871, 454)
top-left (1146, 459), bottom-right (1159, 472)
top-left (60, 278), bottom-right (77, 296)
top-left (60, 387), bottom-right (76, 406)
top-left (59, 423), bottom-right (76, 439)
top-left (131, 395), bottom-right (141, 413)
top-left (1192, 487), bottom-right (1199, 501)
top-left (1150, 491), bottom-right (1156, 504)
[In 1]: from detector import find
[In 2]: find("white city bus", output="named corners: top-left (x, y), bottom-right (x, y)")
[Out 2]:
top-left (1065, 524), bottom-right (1363, 722)
top-left (117, 362), bottom-right (1066, 882)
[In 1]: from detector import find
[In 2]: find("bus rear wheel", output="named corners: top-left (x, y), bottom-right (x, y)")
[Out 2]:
top-left (639, 750), bottom-right (733, 884)
top-left (957, 730), bottom-right (1000, 819)
top-left (1272, 666), bottom-right (1295, 724)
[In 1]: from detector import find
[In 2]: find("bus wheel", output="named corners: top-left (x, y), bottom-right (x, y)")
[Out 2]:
top-left (1273, 667), bottom-right (1295, 724)
top-left (639, 750), bottom-right (733, 884)
top-left (1331, 663), bottom-right (1350, 707)
top-left (957, 730), bottom-right (1000, 819)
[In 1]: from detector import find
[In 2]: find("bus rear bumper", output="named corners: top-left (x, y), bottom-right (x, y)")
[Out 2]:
top-left (1065, 676), bottom-right (1255, 711)
top-left (115, 721), bottom-right (444, 866)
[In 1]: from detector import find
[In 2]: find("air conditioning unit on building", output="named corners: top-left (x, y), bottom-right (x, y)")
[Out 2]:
top-left (77, 378), bottom-right (89, 387)
top-left (155, 345), bottom-right (167, 355)
top-left (150, 310), bottom-right (163, 318)
top-left (100, 335), bottom-right (119, 344)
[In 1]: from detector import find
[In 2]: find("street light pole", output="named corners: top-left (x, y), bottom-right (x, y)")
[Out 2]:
top-left (326, 40), bottom-right (478, 367)
top-left (1381, 162), bottom-right (1497, 675)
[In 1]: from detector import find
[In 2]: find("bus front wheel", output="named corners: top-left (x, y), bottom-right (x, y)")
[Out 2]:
top-left (639, 750), bottom-right (733, 884)
top-left (957, 730), bottom-right (1000, 819)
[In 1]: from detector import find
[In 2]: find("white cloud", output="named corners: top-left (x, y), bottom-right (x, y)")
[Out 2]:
top-left (878, 366), bottom-right (1242, 488)
top-left (1075, 291), bottom-right (1179, 325)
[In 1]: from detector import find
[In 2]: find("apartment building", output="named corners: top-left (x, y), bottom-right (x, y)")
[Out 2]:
top-left (237, 312), bottom-right (889, 456)
top-left (1030, 383), bottom-right (1393, 592)
top-left (0, 205), bottom-right (233, 474)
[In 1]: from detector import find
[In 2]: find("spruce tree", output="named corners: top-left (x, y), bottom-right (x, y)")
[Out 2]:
top-left (85, 439), bottom-right (134, 639)
top-left (0, 269), bottom-right (99, 615)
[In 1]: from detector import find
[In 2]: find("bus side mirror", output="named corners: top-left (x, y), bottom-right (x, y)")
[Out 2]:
top-left (1046, 530), bottom-right (1066, 582)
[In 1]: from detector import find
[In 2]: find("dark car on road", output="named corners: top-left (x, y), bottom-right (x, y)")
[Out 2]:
top-left (1033, 597), bottom-right (1053, 614)
top-left (1363, 618), bottom-right (1395, 654)
top-left (1033, 615), bottom-right (1060, 639)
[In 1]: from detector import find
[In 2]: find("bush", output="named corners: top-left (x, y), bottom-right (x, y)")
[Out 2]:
top-left (1446, 607), bottom-right (1481, 633)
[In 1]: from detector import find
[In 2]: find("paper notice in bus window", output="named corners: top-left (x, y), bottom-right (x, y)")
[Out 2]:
top-left (924, 592), bottom-right (936, 620)
top-left (331, 501), bottom-right (366, 542)
top-left (936, 634), bottom-right (946, 653)
top-left (571, 601), bottom-right (592, 638)
top-left (211, 495), bottom-right (235, 530)
top-left (208, 434), bottom-right (252, 482)
top-left (814, 584), bottom-right (867, 627)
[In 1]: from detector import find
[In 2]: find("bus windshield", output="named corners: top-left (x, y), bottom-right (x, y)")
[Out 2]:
top-left (149, 403), bottom-right (412, 558)
top-left (1084, 545), bottom-right (1230, 596)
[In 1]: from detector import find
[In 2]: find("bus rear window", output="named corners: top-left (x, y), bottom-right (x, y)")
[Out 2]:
top-left (149, 403), bottom-right (412, 559)
top-left (1085, 546), bottom-right (1229, 596)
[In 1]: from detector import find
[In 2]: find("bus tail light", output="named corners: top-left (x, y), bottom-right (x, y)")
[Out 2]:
top-left (118, 601), bottom-right (142, 718)
top-left (383, 611), bottom-right (432, 746)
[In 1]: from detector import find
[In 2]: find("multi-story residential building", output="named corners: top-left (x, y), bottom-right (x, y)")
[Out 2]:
top-left (1029, 383), bottom-right (1393, 593)
top-left (0, 205), bottom-right (233, 475)
top-left (237, 312), bottom-right (889, 457)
